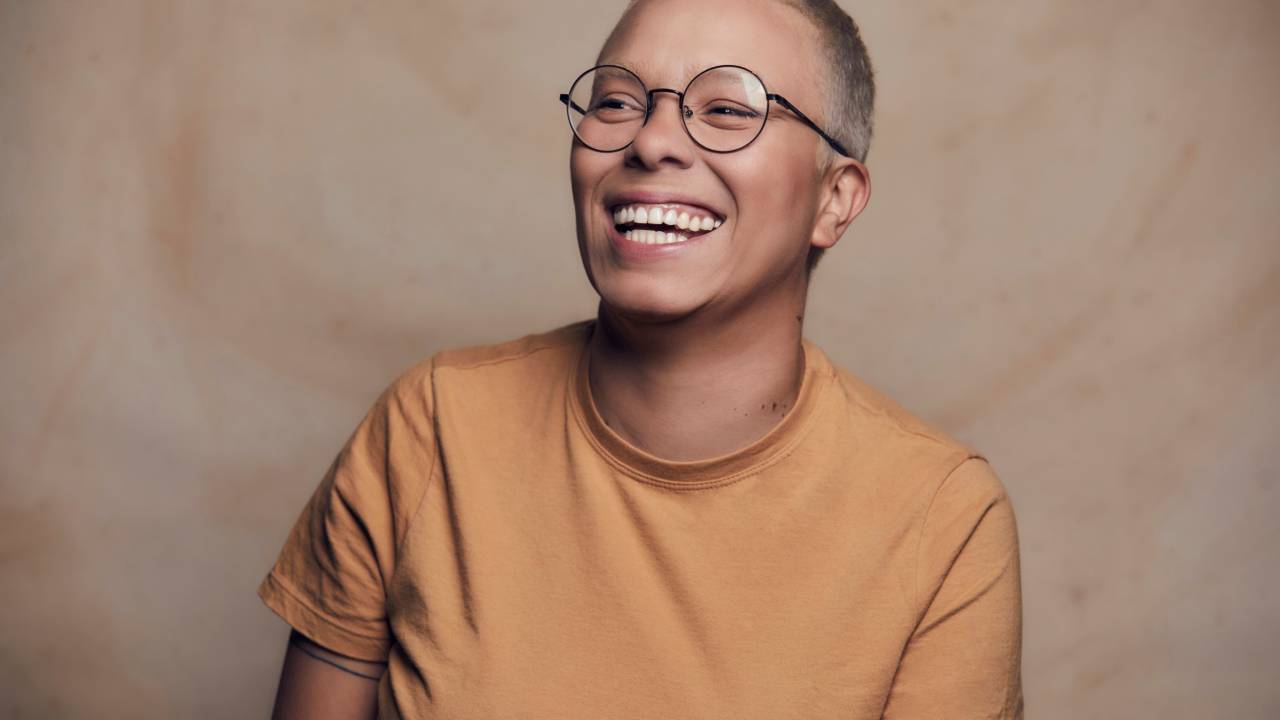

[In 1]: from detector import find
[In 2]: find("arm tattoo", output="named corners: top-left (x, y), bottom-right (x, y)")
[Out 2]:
top-left (289, 630), bottom-right (386, 682)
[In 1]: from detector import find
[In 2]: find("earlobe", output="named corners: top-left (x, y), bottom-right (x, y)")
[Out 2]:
top-left (811, 159), bottom-right (871, 251)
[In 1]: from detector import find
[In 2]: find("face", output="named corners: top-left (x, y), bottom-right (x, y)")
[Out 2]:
top-left (570, 0), bottom-right (842, 324)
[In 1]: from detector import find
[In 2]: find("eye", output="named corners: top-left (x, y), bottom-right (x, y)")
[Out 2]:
top-left (693, 101), bottom-right (764, 132)
top-left (591, 94), bottom-right (644, 112)
top-left (702, 103), bottom-right (761, 119)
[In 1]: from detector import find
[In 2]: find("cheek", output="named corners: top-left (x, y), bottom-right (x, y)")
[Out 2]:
top-left (720, 154), bottom-right (816, 255)
top-left (569, 147), bottom-right (611, 209)
top-left (569, 149), bottom-right (615, 272)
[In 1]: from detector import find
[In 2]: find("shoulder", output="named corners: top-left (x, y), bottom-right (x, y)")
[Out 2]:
top-left (808, 343), bottom-right (1010, 507)
top-left (816, 346), bottom-right (976, 461)
top-left (377, 319), bottom-right (593, 416)
top-left (431, 319), bottom-right (592, 374)
top-left (842, 367), bottom-right (963, 448)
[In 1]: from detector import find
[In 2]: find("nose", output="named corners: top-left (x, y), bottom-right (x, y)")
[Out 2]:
top-left (626, 89), bottom-right (695, 170)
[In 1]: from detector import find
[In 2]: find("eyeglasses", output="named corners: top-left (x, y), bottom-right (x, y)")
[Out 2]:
top-left (559, 64), bottom-right (852, 157)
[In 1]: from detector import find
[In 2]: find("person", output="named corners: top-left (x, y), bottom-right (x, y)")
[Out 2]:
top-left (258, 0), bottom-right (1024, 717)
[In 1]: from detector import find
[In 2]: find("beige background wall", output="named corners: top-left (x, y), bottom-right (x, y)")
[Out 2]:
top-left (2, 1), bottom-right (1276, 717)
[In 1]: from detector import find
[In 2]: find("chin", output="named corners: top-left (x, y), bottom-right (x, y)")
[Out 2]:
top-left (596, 276), bottom-right (710, 325)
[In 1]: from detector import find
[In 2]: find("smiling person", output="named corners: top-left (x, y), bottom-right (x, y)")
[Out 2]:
top-left (259, 0), bottom-right (1023, 718)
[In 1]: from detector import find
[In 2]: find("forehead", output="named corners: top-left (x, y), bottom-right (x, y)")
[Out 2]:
top-left (598, 0), bottom-right (820, 96)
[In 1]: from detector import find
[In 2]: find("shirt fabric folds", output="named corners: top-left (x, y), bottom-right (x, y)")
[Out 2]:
top-left (259, 319), bottom-right (1024, 719)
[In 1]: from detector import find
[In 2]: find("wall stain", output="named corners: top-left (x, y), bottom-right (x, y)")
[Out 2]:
top-left (1222, 262), bottom-right (1280, 339)
top-left (935, 292), bottom-right (1115, 429)
top-left (1125, 141), bottom-right (1198, 255)
top-left (201, 457), bottom-right (319, 532)
top-left (936, 80), bottom-right (1054, 153)
top-left (30, 326), bottom-right (104, 469)
top-left (0, 497), bottom-right (67, 576)
top-left (1016, 1), bottom-right (1150, 63)
top-left (143, 63), bottom-right (210, 293)
top-left (0, 491), bottom-right (158, 716)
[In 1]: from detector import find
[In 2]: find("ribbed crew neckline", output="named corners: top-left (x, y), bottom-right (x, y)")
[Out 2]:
top-left (567, 320), bottom-right (831, 490)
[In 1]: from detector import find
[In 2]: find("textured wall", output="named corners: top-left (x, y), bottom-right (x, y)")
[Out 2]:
top-left (2, 1), bottom-right (1276, 717)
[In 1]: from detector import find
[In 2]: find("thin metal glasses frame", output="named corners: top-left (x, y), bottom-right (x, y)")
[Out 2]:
top-left (559, 63), bottom-right (852, 158)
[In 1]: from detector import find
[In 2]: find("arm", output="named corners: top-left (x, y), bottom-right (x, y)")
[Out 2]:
top-left (270, 630), bottom-right (385, 720)
top-left (882, 458), bottom-right (1024, 719)
top-left (259, 363), bottom-right (436, 718)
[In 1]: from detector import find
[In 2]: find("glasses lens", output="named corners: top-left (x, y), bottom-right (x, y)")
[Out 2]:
top-left (683, 67), bottom-right (768, 152)
top-left (567, 66), bottom-right (647, 152)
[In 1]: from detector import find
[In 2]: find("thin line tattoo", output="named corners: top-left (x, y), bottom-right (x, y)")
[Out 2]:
top-left (290, 634), bottom-right (384, 682)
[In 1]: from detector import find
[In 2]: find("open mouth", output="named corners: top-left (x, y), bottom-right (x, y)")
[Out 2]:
top-left (610, 202), bottom-right (724, 245)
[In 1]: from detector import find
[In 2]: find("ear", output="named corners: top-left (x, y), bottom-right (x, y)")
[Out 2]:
top-left (810, 156), bottom-right (871, 251)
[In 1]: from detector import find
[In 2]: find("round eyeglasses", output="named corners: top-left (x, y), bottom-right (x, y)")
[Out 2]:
top-left (559, 64), bottom-right (852, 157)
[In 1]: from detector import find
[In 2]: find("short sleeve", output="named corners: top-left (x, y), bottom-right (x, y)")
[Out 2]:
top-left (257, 362), bottom-right (437, 662)
top-left (882, 456), bottom-right (1024, 719)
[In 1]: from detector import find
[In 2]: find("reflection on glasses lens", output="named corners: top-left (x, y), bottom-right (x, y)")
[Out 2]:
top-left (565, 65), bottom-right (769, 153)
top-left (683, 66), bottom-right (768, 152)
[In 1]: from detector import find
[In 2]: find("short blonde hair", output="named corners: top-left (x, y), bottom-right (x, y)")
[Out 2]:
top-left (600, 0), bottom-right (875, 163)
top-left (779, 0), bottom-right (875, 164)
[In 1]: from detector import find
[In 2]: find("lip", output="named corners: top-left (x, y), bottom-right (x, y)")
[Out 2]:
top-left (600, 189), bottom-right (727, 263)
top-left (606, 217), bottom-right (716, 262)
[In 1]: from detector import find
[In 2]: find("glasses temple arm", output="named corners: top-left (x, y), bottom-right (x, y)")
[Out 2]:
top-left (768, 94), bottom-right (853, 158)
top-left (559, 94), bottom-right (588, 116)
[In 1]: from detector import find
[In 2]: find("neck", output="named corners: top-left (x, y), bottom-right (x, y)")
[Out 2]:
top-left (586, 294), bottom-right (808, 462)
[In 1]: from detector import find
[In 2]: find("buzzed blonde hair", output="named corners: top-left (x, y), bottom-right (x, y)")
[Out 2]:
top-left (599, 0), bottom-right (875, 163)
top-left (778, 0), bottom-right (875, 164)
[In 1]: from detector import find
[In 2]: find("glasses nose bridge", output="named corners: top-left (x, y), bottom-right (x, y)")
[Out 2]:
top-left (643, 87), bottom-right (690, 124)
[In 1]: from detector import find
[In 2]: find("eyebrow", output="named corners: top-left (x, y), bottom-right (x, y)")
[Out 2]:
top-left (599, 57), bottom-right (729, 88)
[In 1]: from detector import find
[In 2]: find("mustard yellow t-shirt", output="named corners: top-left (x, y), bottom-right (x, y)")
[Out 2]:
top-left (258, 319), bottom-right (1024, 719)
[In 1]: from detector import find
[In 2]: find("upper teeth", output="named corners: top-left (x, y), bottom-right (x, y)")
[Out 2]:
top-left (613, 205), bottom-right (722, 233)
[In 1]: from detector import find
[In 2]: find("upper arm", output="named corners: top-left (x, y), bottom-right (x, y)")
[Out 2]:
top-left (270, 630), bottom-right (385, 720)
top-left (257, 365), bottom-right (438, 715)
top-left (882, 457), bottom-right (1024, 719)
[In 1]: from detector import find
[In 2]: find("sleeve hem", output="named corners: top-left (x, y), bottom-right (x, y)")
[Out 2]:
top-left (257, 571), bottom-right (391, 662)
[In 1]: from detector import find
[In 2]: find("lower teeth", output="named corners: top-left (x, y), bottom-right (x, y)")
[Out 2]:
top-left (622, 228), bottom-right (691, 245)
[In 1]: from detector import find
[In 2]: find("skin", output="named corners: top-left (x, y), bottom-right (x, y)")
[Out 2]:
top-left (269, 0), bottom-right (869, 714)
top-left (575, 0), bottom-right (870, 460)
top-left (269, 631), bottom-right (384, 719)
